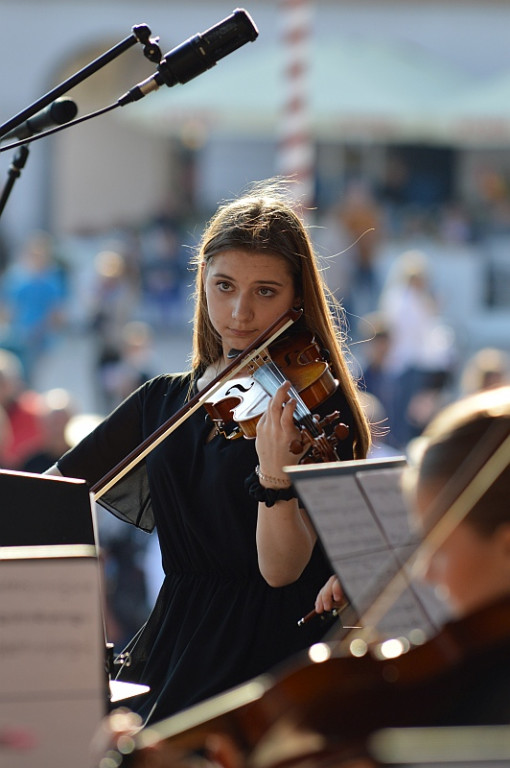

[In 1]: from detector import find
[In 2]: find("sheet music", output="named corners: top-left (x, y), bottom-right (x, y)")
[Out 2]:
top-left (0, 548), bottom-right (105, 768)
top-left (0, 552), bottom-right (104, 695)
top-left (287, 459), bottom-right (450, 640)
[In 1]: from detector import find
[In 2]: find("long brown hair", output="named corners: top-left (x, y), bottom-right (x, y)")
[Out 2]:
top-left (190, 180), bottom-right (371, 459)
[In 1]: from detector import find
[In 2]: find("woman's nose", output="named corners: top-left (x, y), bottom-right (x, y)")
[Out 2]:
top-left (231, 294), bottom-right (253, 320)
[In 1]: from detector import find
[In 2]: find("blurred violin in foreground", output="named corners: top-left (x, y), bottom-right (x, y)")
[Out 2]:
top-left (110, 596), bottom-right (510, 768)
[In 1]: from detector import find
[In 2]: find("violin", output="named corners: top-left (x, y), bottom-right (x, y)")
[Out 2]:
top-left (203, 331), bottom-right (350, 463)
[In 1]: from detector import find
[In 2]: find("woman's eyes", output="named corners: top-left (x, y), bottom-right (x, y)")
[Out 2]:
top-left (258, 287), bottom-right (276, 297)
top-left (216, 282), bottom-right (275, 297)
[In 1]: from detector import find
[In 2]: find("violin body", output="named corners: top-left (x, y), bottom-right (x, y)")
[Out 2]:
top-left (204, 375), bottom-right (271, 439)
top-left (266, 332), bottom-right (338, 407)
top-left (204, 332), bottom-right (347, 461)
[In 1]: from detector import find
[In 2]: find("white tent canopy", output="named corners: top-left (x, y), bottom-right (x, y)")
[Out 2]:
top-left (120, 37), bottom-right (474, 143)
top-left (441, 67), bottom-right (510, 145)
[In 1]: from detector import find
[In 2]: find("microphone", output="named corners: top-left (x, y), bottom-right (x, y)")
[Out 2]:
top-left (118, 8), bottom-right (258, 106)
top-left (0, 98), bottom-right (78, 142)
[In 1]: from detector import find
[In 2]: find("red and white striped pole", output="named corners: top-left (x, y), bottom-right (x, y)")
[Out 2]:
top-left (277, 0), bottom-right (314, 213)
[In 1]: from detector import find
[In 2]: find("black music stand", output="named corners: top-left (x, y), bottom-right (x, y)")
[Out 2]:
top-left (0, 468), bottom-right (96, 547)
top-left (286, 457), bottom-right (450, 640)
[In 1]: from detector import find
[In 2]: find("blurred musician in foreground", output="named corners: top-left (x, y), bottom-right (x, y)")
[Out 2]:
top-left (405, 384), bottom-right (510, 622)
top-left (316, 383), bottom-right (510, 623)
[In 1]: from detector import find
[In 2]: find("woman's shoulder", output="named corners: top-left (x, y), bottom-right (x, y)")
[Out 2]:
top-left (141, 371), bottom-right (194, 398)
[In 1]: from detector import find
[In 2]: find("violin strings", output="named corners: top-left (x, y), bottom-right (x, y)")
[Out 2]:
top-left (253, 361), bottom-right (319, 437)
top-left (251, 358), bottom-right (337, 460)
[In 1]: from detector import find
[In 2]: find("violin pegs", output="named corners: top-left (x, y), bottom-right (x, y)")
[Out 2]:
top-left (289, 438), bottom-right (305, 455)
top-left (334, 423), bottom-right (350, 441)
top-left (322, 410), bottom-right (341, 425)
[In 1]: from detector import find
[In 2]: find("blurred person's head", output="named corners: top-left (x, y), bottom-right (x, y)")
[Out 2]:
top-left (65, 412), bottom-right (104, 450)
top-left (21, 230), bottom-right (54, 272)
top-left (101, 322), bottom-right (155, 405)
top-left (460, 347), bottom-right (510, 396)
top-left (39, 388), bottom-right (77, 453)
top-left (398, 249), bottom-right (430, 290)
top-left (336, 181), bottom-right (381, 265)
top-left (94, 249), bottom-right (127, 287)
top-left (404, 386), bottom-right (510, 618)
top-left (358, 312), bottom-right (391, 367)
top-left (120, 321), bottom-right (154, 368)
top-left (383, 249), bottom-right (431, 299)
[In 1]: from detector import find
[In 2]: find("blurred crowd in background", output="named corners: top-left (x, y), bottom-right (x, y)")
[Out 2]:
top-left (0, 176), bottom-right (509, 653)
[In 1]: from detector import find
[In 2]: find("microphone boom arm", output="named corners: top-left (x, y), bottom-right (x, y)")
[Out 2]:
top-left (0, 24), bottom-right (157, 140)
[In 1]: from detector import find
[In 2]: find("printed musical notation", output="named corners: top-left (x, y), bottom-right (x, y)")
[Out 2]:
top-left (0, 547), bottom-right (105, 768)
top-left (287, 459), bottom-right (450, 640)
top-left (0, 552), bottom-right (104, 696)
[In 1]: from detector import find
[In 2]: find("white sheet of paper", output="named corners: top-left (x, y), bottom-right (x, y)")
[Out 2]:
top-left (0, 547), bottom-right (106, 768)
top-left (287, 458), bottom-right (450, 639)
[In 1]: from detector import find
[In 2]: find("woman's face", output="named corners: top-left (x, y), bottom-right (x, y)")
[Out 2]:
top-left (414, 488), bottom-right (510, 617)
top-left (204, 249), bottom-right (300, 362)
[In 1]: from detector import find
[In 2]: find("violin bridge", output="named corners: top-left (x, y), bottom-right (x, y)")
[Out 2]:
top-left (246, 349), bottom-right (272, 374)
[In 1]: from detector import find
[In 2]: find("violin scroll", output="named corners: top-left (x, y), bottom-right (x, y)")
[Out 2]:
top-left (296, 410), bottom-right (350, 463)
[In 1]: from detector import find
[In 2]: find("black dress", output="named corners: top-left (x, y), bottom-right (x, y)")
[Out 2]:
top-left (57, 372), bottom-right (355, 724)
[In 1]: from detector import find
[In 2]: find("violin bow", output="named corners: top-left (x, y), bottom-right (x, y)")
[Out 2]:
top-left (91, 308), bottom-right (302, 500)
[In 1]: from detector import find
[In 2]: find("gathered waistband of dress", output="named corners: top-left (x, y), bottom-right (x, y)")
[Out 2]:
top-left (163, 569), bottom-right (263, 586)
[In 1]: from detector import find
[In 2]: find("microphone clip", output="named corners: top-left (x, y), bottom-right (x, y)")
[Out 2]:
top-left (132, 24), bottom-right (162, 64)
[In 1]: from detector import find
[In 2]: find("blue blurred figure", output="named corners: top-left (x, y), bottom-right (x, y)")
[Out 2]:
top-left (0, 231), bottom-right (66, 382)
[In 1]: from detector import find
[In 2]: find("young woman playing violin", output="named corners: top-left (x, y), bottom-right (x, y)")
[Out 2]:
top-left (46, 179), bottom-right (370, 725)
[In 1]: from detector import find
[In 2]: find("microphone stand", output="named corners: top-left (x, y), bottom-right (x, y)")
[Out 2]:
top-left (0, 27), bottom-right (162, 688)
top-left (0, 24), bottom-right (160, 140)
top-left (0, 145), bottom-right (29, 218)
top-left (0, 24), bottom-right (161, 220)
top-left (0, 9), bottom-right (258, 217)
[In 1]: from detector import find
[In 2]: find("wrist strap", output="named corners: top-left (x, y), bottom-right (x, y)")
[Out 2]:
top-left (245, 469), bottom-right (298, 508)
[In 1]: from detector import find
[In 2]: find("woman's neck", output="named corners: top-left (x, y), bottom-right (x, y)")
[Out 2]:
top-left (196, 358), bottom-right (227, 392)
